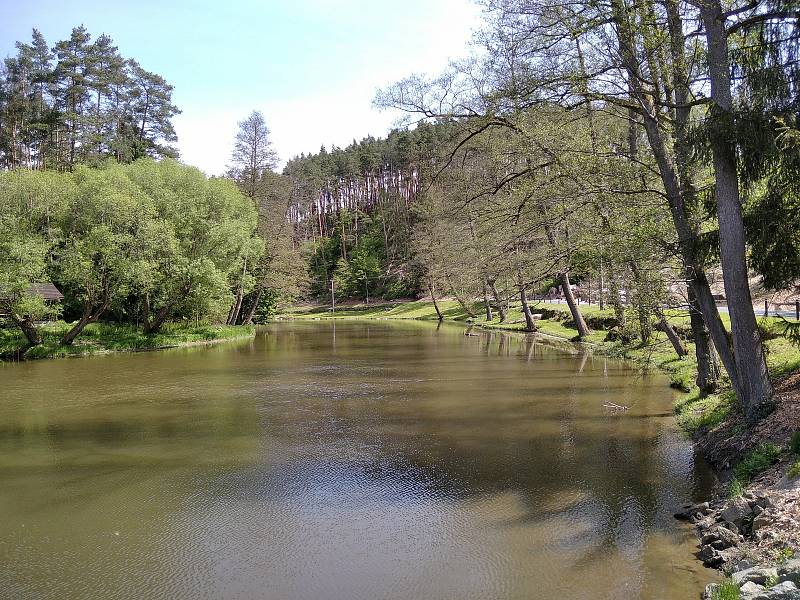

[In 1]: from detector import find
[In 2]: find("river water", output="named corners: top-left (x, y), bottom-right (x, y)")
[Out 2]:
top-left (0, 321), bottom-right (716, 599)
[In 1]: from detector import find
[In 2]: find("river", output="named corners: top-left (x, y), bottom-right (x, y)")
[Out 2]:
top-left (0, 320), bottom-right (716, 599)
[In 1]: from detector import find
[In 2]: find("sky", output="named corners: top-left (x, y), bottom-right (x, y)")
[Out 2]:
top-left (1, 0), bottom-right (481, 174)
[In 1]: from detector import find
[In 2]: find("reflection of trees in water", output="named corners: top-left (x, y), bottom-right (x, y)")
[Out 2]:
top-left (259, 322), bottom-right (713, 572)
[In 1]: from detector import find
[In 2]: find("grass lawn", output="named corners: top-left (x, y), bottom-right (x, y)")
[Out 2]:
top-left (0, 321), bottom-right (255, 360)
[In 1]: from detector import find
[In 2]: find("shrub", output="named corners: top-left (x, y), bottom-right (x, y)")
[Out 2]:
top-left (734, 443), bottom-right (782, 482)
top-left (790, 431), bottom-right (800, 455)
top-left (788, 460), bottom-right (800, 479)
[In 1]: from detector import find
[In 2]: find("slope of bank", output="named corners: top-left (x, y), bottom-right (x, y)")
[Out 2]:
top-left (0, 322), bottom-right (255, 360)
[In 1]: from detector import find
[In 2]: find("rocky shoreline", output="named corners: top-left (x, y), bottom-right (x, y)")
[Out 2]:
top-left (676, 466), bottom-right (800, 598)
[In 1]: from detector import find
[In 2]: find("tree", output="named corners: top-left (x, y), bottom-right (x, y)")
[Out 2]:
top-left (0, 170), bottom-right (68, 354)
top-left (229, 110), bottom-right (278, 199)
top-left (57, 163), bottom-right (147, 344)
top-left (0, 27), bottom-right (180, 170)
top-left (124, 159), bottom-right (260, 334)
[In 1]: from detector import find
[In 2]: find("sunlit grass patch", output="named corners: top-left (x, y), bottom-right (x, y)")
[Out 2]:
top-left (674, 390), bottom-right (735, 433)
top-left (0, 321), bottom-right (254, 360)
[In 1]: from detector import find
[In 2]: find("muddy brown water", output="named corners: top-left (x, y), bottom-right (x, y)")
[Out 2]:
top-left (0, 320), bottom-right (717, 599)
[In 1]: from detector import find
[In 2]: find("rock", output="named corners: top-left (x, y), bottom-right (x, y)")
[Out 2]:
top-left (778, 560), bottom-right (800, 585)
top-left (702, 583), bottom-right (720, 600)
top-left (732, 559), bottom-right (759, 572)
top-left (676, 501), bottom-right (711, 520)
top-left (752, 512), bottom-right (773, 532)
top-left (762, 581), bottom-right (800, 599)
top-left (698, 544), bottom-right (723, 566)
top-left (703, 525), bottom-right (741, 549)
top-left (721, 497), bottom-right (753, 526)
top-left (739, 581), bottom-right (766, 599)
top-left (733, 566), bottom-right (779, 586)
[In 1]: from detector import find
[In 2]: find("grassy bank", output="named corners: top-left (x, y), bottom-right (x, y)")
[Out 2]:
top-left (0, 321), bottom-right (255, 360)
top-left (279, 299), bottom-right (800, 436)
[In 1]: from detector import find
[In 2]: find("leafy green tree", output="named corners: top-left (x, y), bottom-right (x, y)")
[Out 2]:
top-left (124, 159), bottom-right (260, 333)
top-left (57, 163), bottom-right (149, 344)
top-left (0, 170), bottom-right (68, 352)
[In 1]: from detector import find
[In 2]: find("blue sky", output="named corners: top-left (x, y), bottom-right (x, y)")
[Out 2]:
top-left (2, 0), bottom-right (480, 173)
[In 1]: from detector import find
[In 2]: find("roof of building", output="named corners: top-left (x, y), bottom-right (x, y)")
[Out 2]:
top-left (27, 282), bottom-right (64, 301)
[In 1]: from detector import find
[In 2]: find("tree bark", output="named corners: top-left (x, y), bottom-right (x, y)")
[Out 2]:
top-left (697, 0), bottom-right (772, 417)
top-left (656, 308), bottom-right (688, 357)
top-left (61, 300), bottom-right (109, 345)
top-left (609, 0), bottom-right (742, 401)
top-left (488, 278), bottom-right (507, 323)
top-left (688, 285), bottom-right (719, 395)
top-left (7, 307), bottom-right (42, 346)
top-left (482, 282), bottom-right (493, 321)
top-left (227, 256), bottom-right (248, 325)
top-left (428, 280), bottom-right (444, 321)
top-left (560, 271), bottom-right (590, 338)
top-left (241, 283), bottom-right (265, 326)
top-left (518, 270), bottom-right (537, 332)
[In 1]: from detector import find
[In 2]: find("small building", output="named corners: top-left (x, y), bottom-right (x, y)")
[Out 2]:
top-left (27, 283), bottom-right (64, 303)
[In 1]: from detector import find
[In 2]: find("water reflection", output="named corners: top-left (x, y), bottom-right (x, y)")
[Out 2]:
top-left (0, 321), bottom-right (715, 599)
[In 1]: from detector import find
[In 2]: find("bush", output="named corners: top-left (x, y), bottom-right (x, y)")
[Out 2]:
top-left (734, 443), bottom-right (782, 482)
top-left (791, 431), bottom-right (800, 455)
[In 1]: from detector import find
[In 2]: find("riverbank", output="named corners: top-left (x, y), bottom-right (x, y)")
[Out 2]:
top-left (0, 322), bottom-right (255, 361)
top-left (279, 299), bottom-right (800, 598)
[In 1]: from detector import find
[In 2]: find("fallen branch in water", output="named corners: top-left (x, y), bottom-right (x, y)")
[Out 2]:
top-left (603, 402), bottom-right (629, 410)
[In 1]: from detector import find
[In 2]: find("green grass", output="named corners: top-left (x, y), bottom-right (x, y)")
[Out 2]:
top-left (734, 443), bottom-right (782, 482)
top-left (675, 390), bottom-right (736, 433)
top-left (711, 579), bottom-right (741, 600)
top-left (727, 477), bottom-right (746, 498)
top-left (0, 321), bottom-right (254, 360)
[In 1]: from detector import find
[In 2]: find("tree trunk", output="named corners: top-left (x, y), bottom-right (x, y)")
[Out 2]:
top-left (560, 271), bottom-right (590, 338)
top-left (610, 0), bottom-right (742, 400)
top-left (61, 304), bottom-right (105, 345)
top-left (688, 285), bottom-right (719, 395)
top-left (482, 282), bottom-right (493, 321)
top-left (241, 284), bottom-right (265, 325)
top-left (7, 307), bottom-right (42, 346)
top-left (428, 280), bottom-right (444, 321)
top-left (488, 278), bottom-right (507, 323)
top-left (143, 305), bottom-right (171, 335)
top-left (698, 0), bottom-right (772, 417)
top-left (454, 293), bottom-right (476, 319)
top-left (227, 257), bottom-right (248, 325)
top-left (518, 270), bottom-right (537, 332)
top-left (629, 262), bottom-right (654, 343)
top-left (656, 309), bottom-right (687, 357)
top-left (598, 258), bottom-right (605, 310)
